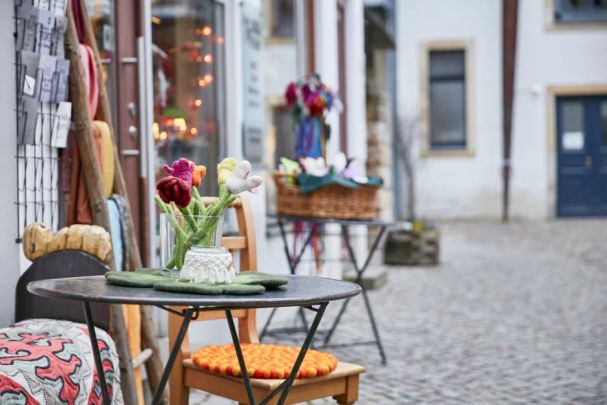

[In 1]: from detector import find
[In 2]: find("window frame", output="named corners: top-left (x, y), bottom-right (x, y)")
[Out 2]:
top-left (420, 40), bottom-right (475, 157)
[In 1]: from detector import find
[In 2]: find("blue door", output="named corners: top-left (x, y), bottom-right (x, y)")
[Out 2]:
top-left (557, 96), bottom-right (607, 216)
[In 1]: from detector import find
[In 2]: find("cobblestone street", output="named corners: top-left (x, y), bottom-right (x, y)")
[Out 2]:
top-left (195, 220), bottom-right (607, 404)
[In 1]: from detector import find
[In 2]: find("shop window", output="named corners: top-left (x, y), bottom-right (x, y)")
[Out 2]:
top-left (554, 0), bottom-right (607, 24)
top-left (151, 0), bottom-right (226, 196)
top-left (428, 50), bottom-right (467, 150)
top-left (267, 0), bottom-right (295, 39)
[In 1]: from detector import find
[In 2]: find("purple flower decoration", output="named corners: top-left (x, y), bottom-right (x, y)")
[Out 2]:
top-left (163, 158), bottom-right (195, 187)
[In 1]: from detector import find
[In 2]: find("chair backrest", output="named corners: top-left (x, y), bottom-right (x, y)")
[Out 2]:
top-left (15, 250), bottom-right (111, 330)
top-left (168, 196), bottom-right (260, 361)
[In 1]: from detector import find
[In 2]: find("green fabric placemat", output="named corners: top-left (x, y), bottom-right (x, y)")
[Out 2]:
top-left (233, 271), bottom-right (289, 289)
top-left (105, 269), bottom-right (288, 295)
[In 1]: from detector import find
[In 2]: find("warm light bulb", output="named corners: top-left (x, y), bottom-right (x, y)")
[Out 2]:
top-left (203, 54), bottom-right (213, 63)
top-left (202, 26), bottom-right (212, 36)
top-left (204, 74), bottom-right (213, 83)
top-left (194, 99), bottom-right (203, 107)
top-left (190, 128), bottom-right (198, 135)
top-left (198, 78), bottom-right (206, 87)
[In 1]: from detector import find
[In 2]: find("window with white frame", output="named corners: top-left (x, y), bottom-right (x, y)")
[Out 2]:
top-left (554, 0), bottom-right (607, 24)
top-left (428, 49), bottom-right (467, 150)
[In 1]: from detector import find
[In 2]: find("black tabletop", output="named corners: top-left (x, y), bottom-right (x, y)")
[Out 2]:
top-left (267, 213), bottom-right (396, 226)
top-left (27, 275), bottom-right (361, 308)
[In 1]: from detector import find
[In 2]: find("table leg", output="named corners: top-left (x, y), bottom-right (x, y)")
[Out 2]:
top-left (225, 303), bottom-right (328, 405)
top-left (261, 220), bottom-right (314, 339)
top-left (151, 306), bottom-right (197, 405)
top-left (82, 301), bottom-right (111, 405)
top-left (323, 225), bottom-right (387, 364)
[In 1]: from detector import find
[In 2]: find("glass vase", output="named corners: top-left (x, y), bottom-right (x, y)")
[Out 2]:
top-left (159, 212), bottom-right (224, 274)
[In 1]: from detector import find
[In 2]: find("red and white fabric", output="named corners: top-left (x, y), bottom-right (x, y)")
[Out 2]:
top-left (0, 319), bottom-right (123, 404)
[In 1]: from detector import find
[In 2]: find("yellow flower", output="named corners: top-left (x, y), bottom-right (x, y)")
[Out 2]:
top-left (218, 157), bottom-right (238, 185)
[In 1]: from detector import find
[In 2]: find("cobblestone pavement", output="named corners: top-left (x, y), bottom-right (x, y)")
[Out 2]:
top-left (195, 220), bottom-right (607, 404)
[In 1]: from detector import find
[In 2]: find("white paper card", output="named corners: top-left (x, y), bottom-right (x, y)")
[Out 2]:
top-left (23, 75), bottom-right (36, 97)
top-left (563, 131), bottom-right (584, 151)
top-left (51, 101), bottom-right (71, 148)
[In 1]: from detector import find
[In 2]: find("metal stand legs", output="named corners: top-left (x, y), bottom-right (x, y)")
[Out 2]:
top-left (226, 303), bottom-right (328, 405)
top-left (82, 302), bottom-right (199, 405)
top-left (83, 301), bottom-right (111, 405)
top-left (322, 225), bottom-right (388, 364)
top-left (261, 219), bottom-right (388, 364)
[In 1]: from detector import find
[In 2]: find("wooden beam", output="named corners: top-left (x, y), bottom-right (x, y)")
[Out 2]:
top-left (74, 0), bottom-right (166, 401)
top-left (65, 4), bottom-right (138, 404)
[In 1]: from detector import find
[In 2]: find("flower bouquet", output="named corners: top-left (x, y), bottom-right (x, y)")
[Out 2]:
top-left (284, 73), bottom-right (339, 160)
top-left (156, 157), bottom-right (262, 283)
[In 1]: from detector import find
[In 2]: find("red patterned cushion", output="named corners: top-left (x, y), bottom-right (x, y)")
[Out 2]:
top-left (0, 319), bottom-right (123, 404)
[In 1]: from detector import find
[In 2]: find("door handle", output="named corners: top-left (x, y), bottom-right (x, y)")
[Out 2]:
top-left (585, 155), bottom-right (592, 170)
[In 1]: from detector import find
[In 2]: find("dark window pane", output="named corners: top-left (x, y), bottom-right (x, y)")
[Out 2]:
top-left (429, 49), bottom-right (466, 149)
top-left (270, 0), bottom-right (294, 38)
top-left (429, 50), bottom-right (464, 79)
top-left (430, 80), bottom-right (466, 147)
top-left (554, 0), bottom-right (607, 23)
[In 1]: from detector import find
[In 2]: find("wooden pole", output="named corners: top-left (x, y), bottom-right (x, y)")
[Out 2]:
top-left (65, 5), bottom-right (139, 405)
top-left (75, 0), bottom-right (166, 401)
top-left (502, 0), bottom-right (518, 222)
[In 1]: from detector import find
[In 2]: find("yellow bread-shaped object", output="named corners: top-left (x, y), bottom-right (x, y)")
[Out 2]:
top-left (82, 225), bottom-right (112, 263)
top-left (81, 225), bottom-right (105, 257)
top-left (66, 224), bottom-right (87, 250)
top-left (93, 121), bottom-right (115, 198)
top-left (46, 227), bottom-right (68, 253)
top-left (22, 222), bottom-right (53, 261)
top-left (96, 237), bottom-right (112, 263)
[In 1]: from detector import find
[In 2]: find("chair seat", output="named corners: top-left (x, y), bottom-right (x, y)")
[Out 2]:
top-left (184, 359), bottom-right (364, 390)
top-left (183, 358), bottom-right (364, 403)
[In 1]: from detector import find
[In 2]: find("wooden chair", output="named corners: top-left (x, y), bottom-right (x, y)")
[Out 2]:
top-left (168, 196), bottom-right (364, 404)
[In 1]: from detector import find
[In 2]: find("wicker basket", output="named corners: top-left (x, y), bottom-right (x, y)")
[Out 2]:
top-left (274, 172), bottom-right (379, 220)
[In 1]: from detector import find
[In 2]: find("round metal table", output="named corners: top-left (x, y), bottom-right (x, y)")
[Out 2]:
top-left (28, 275), bottom-right (361, 405)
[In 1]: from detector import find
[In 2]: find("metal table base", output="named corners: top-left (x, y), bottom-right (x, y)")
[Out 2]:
top-left (83, 301), bottom-right (329, 405)
top-left (261, 216), bottom-right (389, 365)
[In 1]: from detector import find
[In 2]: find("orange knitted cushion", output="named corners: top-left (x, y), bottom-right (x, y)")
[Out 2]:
top-left (192, 343), bottom-right (338, 379)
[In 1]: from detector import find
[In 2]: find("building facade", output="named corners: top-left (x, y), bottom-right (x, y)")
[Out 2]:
top-left (396, 0), bottom-right (607, 220)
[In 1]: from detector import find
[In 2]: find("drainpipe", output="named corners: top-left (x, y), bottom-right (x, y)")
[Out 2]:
top-left (502, 0), bottom-right (518, 222)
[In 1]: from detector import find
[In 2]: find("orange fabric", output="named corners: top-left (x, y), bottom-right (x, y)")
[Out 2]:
top-left (192, 344), bottom-right (338, 379)
top-left (122, 304), bottom-right (143, 405)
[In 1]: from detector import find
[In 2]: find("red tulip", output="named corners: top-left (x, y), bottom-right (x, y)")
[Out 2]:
top-left (284, 82), bottom-right (298, 106)
top-left (157, 176), bottom-right (192, 208)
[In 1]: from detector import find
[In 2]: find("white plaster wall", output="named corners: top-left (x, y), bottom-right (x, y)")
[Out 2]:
top-left (264, 43), bottom-right (297, 97)
top-left (396, 0), bottom-right (502, 220)
top-left (0, 2), bottom-right (19, 327)
top-left (512, 1), bottom-right (607, 219)
top-left (397, 0), bottom-right (607, 220)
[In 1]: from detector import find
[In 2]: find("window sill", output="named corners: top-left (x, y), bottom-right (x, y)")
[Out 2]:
top-left (421, 148), bottom-right (475, 158)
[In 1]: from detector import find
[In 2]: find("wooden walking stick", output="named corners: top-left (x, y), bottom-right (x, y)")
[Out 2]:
top-left (65, 6), bottom-right (139, 405)
top-left (74, 0), bottom-right (166, 401)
